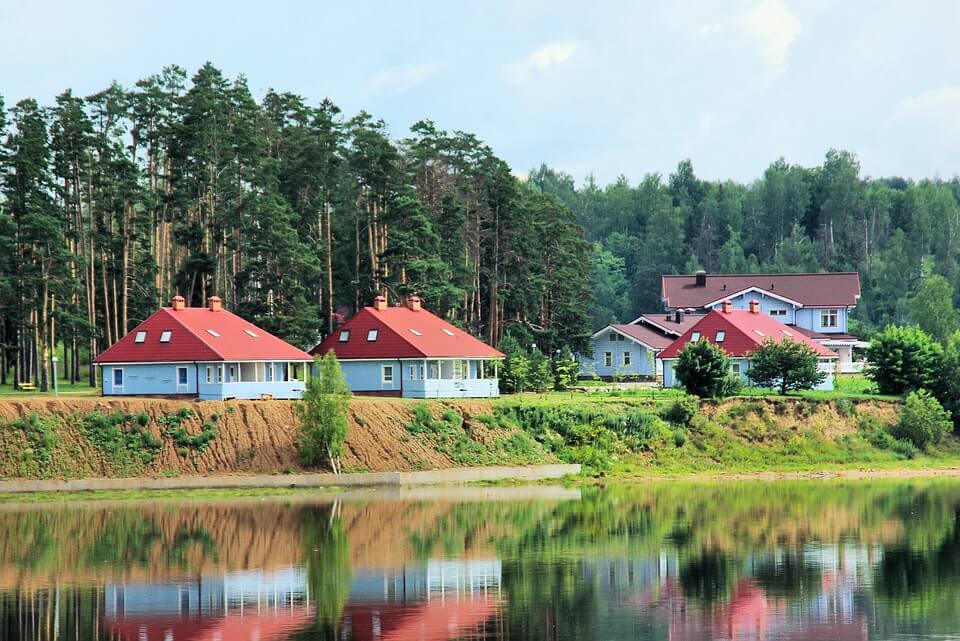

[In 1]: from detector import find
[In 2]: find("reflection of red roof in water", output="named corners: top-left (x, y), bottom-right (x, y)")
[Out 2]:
top-left (345, 596), bottom-right (498, 641)
top-left (106, 608), bottom-right (314, 641)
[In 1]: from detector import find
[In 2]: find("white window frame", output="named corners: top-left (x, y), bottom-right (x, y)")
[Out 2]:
top-left (769, 309), bottom-right (787, 317)
top-left (112, 367), bottom-right (124, 389)
top-left (609, 332), bottom-right (616, 342)
top-left (715, 331), bottom-right (726, 343)
top-left (622, 351), bottom-right (631, 366)
top-left (409, 364), bottom-right (417, 380)
top-left (382, 364), bottom-right (394, 385)
top-left (691, 332), bottom-right (701, 341)
top-left (604, 352), bottom-right (613, 367)
top-left (160, 331), bottom-right (172, 343)
top-left (266, 364), bottom-right (274, 382)
top-left (216, 366), bottom-right (223, 383)
top-left (177, 366), bottom-right (189, 387)
top-left (731, 363), bottom-right (741, 375)
top-left (228, 364), bottom-right (237, 382)
top-left (821, 308), bottom-right (839, 328)
top-left (134, 331), bottom-right (147, 343)
top-left (339, 330), bottom-right (350, 342)
top-left (205, 366), bottom-right (212, 384)
top-left (367, 329), bottom-right (379, 342)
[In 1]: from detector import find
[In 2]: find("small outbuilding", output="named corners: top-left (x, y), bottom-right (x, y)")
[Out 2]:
top-left (93, 296), bottom-right (313, 400)
top-left (311, 295), bottom-right (503, 398)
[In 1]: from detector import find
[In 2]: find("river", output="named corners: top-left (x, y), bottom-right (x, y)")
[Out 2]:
top-left (0, 479), bottom-right (958, 640)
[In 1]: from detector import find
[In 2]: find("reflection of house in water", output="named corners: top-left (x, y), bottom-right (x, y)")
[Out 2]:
top-left (104, 559), bottom-right (502, 641)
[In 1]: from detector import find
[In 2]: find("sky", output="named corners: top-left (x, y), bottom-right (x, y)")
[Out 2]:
top-left (1, 0), bottom-right (959, 185)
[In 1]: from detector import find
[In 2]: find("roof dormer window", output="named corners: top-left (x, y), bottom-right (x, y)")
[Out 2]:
top-left (244, 329), bottom-right (259, 338)
top-left (367, 329), bottom-right (378, 342)
top-left (339, 330), bottom-right (350, 342)
top-left (206, 329), bottom-right (221, 338)
top-left (159, 331), bottom-right (172, 343)
top-left (134, 331), bottom-right (147, 343)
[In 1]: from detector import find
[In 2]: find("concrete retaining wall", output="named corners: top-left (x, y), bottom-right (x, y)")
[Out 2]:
top-left (0, 463), bottom-right (581, 494)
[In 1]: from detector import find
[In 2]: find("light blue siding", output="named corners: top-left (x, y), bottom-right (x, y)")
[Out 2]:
top-left (339, 358), bottom-right (500, 398)
top-left (579, 329), bottom-right (657, 378)
top-left (663, 357), bottom-right (835, 391)
top-left (698, 292), bottom-right (849, 335)
top-left (795, 307), bottom-right (848, 334)
top-left (102, 361), bottom-right (307, 400)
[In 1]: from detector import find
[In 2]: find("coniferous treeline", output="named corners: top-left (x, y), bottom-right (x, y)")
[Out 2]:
top-left (0, 63), bottom-right (590, 390)
top-left (530, 156), bottom-right (960, 333)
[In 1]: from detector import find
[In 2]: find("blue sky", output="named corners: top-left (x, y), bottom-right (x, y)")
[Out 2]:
top-left (2, 0), bottom-right (959, 184)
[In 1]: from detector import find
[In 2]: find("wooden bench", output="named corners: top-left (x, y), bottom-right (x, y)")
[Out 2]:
top-left (17, 384), bottom-right (37, 392)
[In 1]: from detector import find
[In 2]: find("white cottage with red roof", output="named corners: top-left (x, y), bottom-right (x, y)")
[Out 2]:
top-left (659, 300), bottom-right (838, 391)
top-left (311, 295), bottom-right (503, 398)
top-left (93, 296), bottom-right (313, 400)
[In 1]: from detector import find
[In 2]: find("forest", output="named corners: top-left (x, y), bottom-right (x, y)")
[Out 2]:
top-left (0, 63), bottom-right (590, 390)
top-left (2, 62), bottom-right (960, 391)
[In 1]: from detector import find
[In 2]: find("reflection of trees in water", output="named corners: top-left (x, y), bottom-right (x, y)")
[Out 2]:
top-left (0, 586), bottom-right (105, 641)
top-left (501, 558), bottom-right (598, 641)
top-left (296, 501), bottom-right (352, 640)
top-left (679, 550), bottom-right (735, 605)
top-left (752, 551), bottom-right (822, 600)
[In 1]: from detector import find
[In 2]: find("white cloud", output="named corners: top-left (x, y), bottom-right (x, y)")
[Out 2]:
top-left (888, 85), bottom-right (960, 143)
top-left (502, 40), bottom-right (580, 86)
top-left (699, 0), bottom-right (800, 77)
top-left (367, 62), bottom-right (443, 95)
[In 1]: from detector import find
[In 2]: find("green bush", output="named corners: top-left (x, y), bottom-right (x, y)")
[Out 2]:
top-left (662, 397), bottom-right (699, 426)
top-left (674, 340), bottom-right (740, 398)
top-left (893, 389), bottom-right (952, 449)
top-left (748, 339), bottom-right (825, 394)
top-left (867, 325), bottom-right (943, 395)
top-left (835, 398), bottom-right (857, 417)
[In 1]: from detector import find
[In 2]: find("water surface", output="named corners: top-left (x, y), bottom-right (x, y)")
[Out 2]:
top-left (1, 480), bottom-right (959, 640)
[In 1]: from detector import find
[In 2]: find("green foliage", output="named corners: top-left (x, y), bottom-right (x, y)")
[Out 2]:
top-left (893, 390), bottom-right (952, 450)
top-left (296, 352), bottom-right (351, 472)
top-left (661, 396), bottom-right (699, 426)
top-left (868, 325), bottom-right (944, 395)
top-left (674, 340), bottom-right (739, 398)
top-left (8, 412), bottom-right (59, 466)
top-left (909, 275), bottom-right (958, 344)
top-left (748, 339), bottom-right (826, 395)
top-left (79, 410), bottom-right (163, 469)
top-left (552, 347), bottom-right (579, 391)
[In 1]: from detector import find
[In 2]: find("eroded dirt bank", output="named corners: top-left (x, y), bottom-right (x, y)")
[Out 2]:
top-left (0, 397), bottom-right (547, 479)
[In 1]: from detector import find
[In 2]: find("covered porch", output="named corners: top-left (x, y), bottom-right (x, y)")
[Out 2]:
top-left (198, 361), bottom-right (310, 400)
top-left (403, 358), bottom-right (500, 398)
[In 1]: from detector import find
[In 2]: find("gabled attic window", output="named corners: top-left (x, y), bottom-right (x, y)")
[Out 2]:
top-left (339, 330), bottom-right (350, 342)
top-left (160, 331), bottom-right (172, 343)
top-left (244, 329), bottom-right (259, 338)
top-left (134, 331), bottom-right (147, 343)
top-left (207, 329), bottom-right (221, 338)
top-left (442, 328), bottom-right (455, 336)
top-left (409, 328), bottom-right (423, 336)
top-left (367, 329), bottom-right (378, 342)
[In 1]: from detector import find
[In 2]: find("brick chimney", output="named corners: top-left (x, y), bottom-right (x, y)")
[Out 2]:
top-left (171, 295), bottom-right (186, 311)
top-left (406, 295), bottom-right (422, 311)
top-left (721, 300), bottom-right (733, 314)
top-left (208, 296), bottom-right (223, 312)
top-left (749, 300), bottom-right (760, 314)
top-left (373, 295), bottom-right (387, 311)
top-left (695, 270), bottom-right (707, 287)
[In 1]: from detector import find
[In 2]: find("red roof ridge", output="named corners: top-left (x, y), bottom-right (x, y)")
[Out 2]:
top-left (157, 307), bottom-right (228, 360)
top-left (663, 271), bottom-right (860, 278)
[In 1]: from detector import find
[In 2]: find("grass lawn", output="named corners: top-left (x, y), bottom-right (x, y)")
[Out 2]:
top-left (734, 374), bottom-right (901, 402)
top-left (0, 382), bottom-right (99, 398)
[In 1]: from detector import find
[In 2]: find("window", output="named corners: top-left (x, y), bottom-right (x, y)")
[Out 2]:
top-left (622, 351), bottom-right (631, 366)
top-left (134, 331), bottom-right (147, 343)
top-left (382, 365), bottom-right (394, 384)
top-left (112, 368), bottom-right (123, 387)
top-left (691, 332), bottom-right (701, 341)
top-left (266, 364), bottom-right (273, 382)
top-left (206, 329), bottom-right (220, 338)
top-left (821, 309), bottom-right (839, 328)
top-left (206, 367), bottom-right (212, 384)
top-left (731, 363), bottom-right (741, 375)
top-left (609, 332), bottom-right (616, 342)
top-left (338, 330), bottom-right (350, 342)
top-left (409, 328), bottom-right (422, 336)
top-left (244, 329), bottom-right (258, 338)
top-left (769, 309), bottom-right (787, 317)
top-left (177, 367), bottom-right (188, 386)
top-left (442, 328), bottom-right (455, 336)
top-left (160, 331), bottom-right (172, 343)
top-left (715, 331), bottom-right (726, 343)
top-left (419, 363), bottom-right (426, 379)
top-left (604, 352), bottom-right (613, 367)
top-left (216, 366), bottom-right (223, 383)
top-left (228, 365), bottom-right (237, 381)
top-left (367, 329), bottom-right (379, 342)
top-left (409, 364), bottom-right (417, 380)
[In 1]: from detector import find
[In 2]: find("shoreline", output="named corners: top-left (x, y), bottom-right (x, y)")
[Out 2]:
top-left (600, 464), bottom-right (960, 483)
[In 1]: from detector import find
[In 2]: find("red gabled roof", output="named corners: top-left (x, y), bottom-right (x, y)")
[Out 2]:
top-left (311, 306), bottom-right (504, 360)
top-left (658, 309), bottom-right (838, 359)
top-left (632, 312), bottom-right (708, 337)
top-left (93, 307), bottom-right (313, 364)
top-left (661, 272), bottom-right (861, 308)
